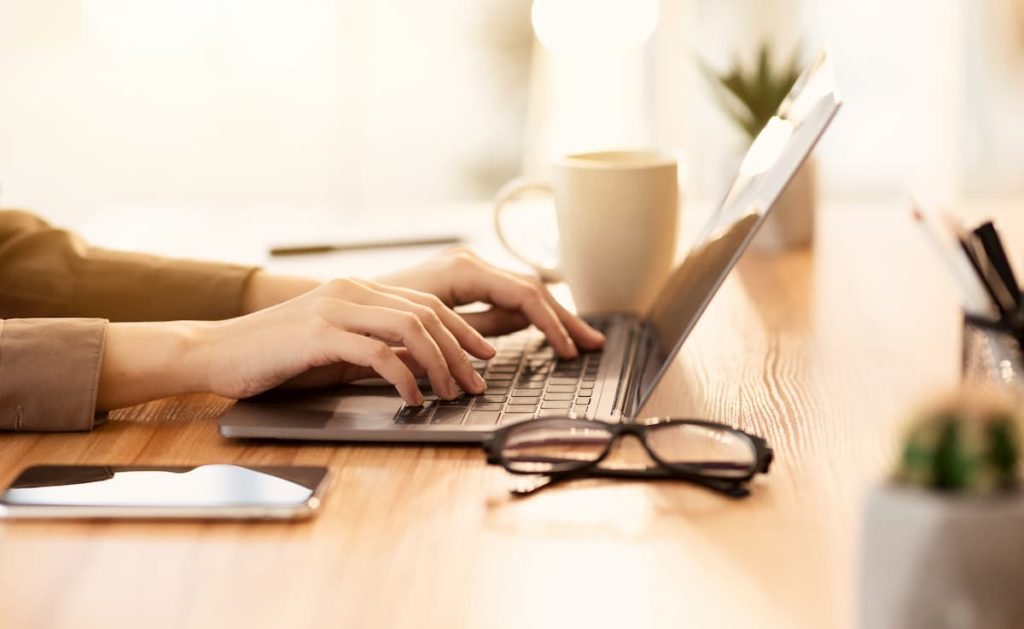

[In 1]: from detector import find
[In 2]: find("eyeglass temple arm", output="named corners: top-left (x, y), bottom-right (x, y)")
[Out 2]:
top-left (509, 469), bottom-right (751, 499)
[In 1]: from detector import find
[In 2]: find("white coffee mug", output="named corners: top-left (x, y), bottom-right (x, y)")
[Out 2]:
top-left (493, 150), bottom-right (679, 315)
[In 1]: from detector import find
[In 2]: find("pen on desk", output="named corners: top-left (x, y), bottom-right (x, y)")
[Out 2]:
top-left (910, 203), bottom-right (998, 319)
top-left (270, 235), bottom-right (464, 256)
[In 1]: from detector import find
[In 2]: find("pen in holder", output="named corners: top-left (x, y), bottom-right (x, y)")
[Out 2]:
top-left (962, 313), bottom-right (1024, 396)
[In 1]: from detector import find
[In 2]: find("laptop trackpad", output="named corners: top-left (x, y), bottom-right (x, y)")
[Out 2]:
top-left (226, 387), bottom-right (404, 430)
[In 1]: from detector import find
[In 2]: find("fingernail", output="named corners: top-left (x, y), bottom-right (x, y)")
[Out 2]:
top-left (448, 377), bottom-right (460, 398)
top-left (472, 371), bottom-right (486, 392)
top-left (412, 391), bottom-right (425, 406)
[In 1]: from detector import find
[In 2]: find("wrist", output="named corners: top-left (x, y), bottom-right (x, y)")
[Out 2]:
top-left (98, 320), bottom-right (213, 409)
top-left (241, 271), bottom-right (320, 313)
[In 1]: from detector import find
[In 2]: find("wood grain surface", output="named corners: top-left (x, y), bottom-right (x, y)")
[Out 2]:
top-left (1, 203), bottom-right (1015, 629)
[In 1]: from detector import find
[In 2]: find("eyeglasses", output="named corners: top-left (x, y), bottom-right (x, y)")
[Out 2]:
top-left (483, 417), bottom-right (773, 498)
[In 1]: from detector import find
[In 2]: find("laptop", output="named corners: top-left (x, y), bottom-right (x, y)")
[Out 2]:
top-left (220, 50), bottom-right (842, 443)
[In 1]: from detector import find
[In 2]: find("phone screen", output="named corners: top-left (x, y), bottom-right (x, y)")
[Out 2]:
top-left (0, 465), bottom-right (328, 515)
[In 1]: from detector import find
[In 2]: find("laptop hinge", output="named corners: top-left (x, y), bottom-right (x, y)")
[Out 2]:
top-left (615, 321), bottom-right (651, 420)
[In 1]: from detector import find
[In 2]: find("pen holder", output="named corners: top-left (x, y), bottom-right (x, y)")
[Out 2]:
top-left (962, 315), bottom-right (1024, 395)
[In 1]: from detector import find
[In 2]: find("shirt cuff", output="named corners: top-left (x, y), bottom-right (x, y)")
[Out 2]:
top-left (0, 318), bottom-right (107, 431)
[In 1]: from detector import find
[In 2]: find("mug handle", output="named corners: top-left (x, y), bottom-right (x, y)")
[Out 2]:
top-left (492, 178), bottom-right (562, 282)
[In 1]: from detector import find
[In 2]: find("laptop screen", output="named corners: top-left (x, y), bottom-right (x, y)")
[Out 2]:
top-left (634, 50), bottom-right (842, 411)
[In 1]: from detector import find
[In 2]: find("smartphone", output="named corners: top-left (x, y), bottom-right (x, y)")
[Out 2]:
top-left (0, 464), bottom-right (330, 520)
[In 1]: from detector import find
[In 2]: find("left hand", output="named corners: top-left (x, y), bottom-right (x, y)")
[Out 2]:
top-left (375, 248), bottom-right (605, 358)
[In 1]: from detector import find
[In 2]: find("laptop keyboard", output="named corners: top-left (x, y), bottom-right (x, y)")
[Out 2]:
top-left (393, 324), bottom-right (605, 427)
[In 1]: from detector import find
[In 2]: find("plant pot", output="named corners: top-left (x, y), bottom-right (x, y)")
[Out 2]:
top-left (751, 157), bottom-right (816, 252)
top-left (858, 485), bottom-right (1024, 629)
top-left (718, 152), bottom-right (817, 252)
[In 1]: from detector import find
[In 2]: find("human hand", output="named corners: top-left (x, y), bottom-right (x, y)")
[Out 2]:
top-left (375, 249), bottom-right (605, 358)
top-left (200, 278), bottom-right (502, 404)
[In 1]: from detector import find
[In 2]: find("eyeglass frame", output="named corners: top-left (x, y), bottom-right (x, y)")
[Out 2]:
top-left (483, 417), bottom-right (774, 498)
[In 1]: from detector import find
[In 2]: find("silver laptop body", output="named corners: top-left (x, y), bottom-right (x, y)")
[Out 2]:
top-left (220, 50), bottom-right (842, 444)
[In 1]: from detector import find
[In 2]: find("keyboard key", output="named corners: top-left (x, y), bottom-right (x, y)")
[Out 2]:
top-left (488, 364), bottom-right (518, 374)
top-left (510, 390), bottom-right (540, 399)
top-left (473, 402), bottom-right (504, 411)
top-left (395, 402), bottom-right (436, 424)
top-left (506, 403), bottom-right (538, 413)
top-left (546, 385), bottom-right (577, 394)
top-left (431, 407), bottom-right (467, 425)
top-left (465, 411), bottom-right (501, 425)
top-left (573, 405), bottom-right (590, 416)
top-left (480, 395), bottom-right (508, 404)
top-left (538, 409), bottom-right (570, 418)
top-left (541, 400), bottom-right (573, 409)
top-left (517, 373), bottom-right (547, 382)
top-left (543, 392), bottom-right (574, 401)
top-left (485, 386), bottom-right (511, 395)
top-left (549, 377), bottom-right (579, 386)
top-left (499, 413), bottom-right (535, 426)
top-left (438, 397), bottom-right (470, 407)
top-left (513, 382), bottom-right (544, 390)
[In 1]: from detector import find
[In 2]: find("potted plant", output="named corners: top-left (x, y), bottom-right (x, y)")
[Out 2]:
top-left (702, 44), bottom-right (814, 251)
top-left (859, 389), bottom-right (1024, 629)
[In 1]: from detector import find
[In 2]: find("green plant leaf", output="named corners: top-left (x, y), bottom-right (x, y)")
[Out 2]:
top-left (698, 43), bottom-right (804, 141)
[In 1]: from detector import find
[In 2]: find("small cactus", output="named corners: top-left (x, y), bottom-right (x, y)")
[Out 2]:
top-left (896, 389), bottom-right (1020, 494)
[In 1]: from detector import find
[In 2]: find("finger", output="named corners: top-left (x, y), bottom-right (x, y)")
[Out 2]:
top-left (328, 330), bottom-right (423, 405)
top-left (483, 276), bottom-right (578, 357)
top-left (342, 348), bottom-right (428, 381)
top-left (319, 299), bottom-right (458, 399)
top-left (460, 308), bottom-right (529, 337)
top-left (365, 281), bottom-right (496, 359)
top-left (346, 283), bottom-right (486, 395)
top-left (535, 287), bottom-right (606, 350)
top-left (448, 256), bottom-right (578, 357)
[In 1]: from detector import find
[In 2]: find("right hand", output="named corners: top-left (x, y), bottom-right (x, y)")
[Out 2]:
top-left (199, 278), bottom-right (497, 405)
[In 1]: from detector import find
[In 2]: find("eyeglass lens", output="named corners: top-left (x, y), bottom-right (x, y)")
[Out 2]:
top-left (645, 422), bottom-right (758, 478)
top-left (501, 419), bottom-right (614, 473)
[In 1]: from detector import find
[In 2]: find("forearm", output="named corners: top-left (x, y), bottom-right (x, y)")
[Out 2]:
top-left (96, 321), bottom-right (212, 410)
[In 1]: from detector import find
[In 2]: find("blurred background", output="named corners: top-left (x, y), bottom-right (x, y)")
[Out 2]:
top-left (0, 0), bottom-right (1020, 233)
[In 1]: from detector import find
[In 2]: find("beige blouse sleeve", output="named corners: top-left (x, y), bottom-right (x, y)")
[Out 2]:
top-left (0, 209), bottom-right (257, 321)
top-left (0, 318), bottom-right (107, 431)
top-left (0, 209), bottom-right (259, 431)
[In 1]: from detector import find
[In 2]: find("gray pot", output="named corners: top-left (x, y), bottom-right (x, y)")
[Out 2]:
top-left (859, 485), bottom-right (1024, 629)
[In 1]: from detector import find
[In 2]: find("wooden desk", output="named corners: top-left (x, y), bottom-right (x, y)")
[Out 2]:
top-left (1, 203), bottom-right (1017, 629)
